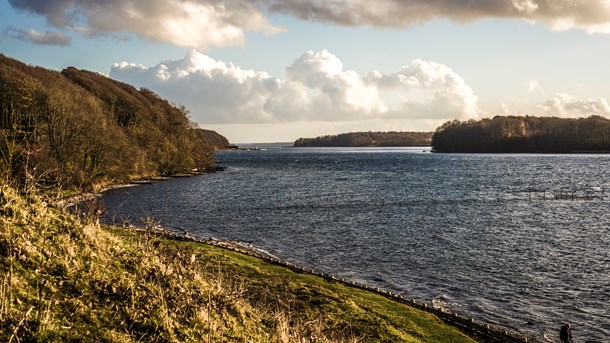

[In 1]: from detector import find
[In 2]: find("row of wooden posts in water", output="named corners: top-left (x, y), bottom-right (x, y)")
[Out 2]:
top-left (203, 188), bottom-right (609, 213)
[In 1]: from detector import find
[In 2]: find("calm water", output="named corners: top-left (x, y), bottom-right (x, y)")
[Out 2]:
top-left (101, 147), bottom-right (610, 342)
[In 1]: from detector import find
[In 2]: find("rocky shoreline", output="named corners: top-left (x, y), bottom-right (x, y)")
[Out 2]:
top-left (135, 224), bottom-right (538, 343)
top-left (62, 172), bottom-right (539, 343)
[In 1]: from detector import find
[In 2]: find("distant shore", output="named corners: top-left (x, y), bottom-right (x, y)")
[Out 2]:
top-left (294, 131), bottom-right (433, 147)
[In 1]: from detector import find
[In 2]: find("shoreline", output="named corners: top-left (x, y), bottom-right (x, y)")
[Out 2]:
top-left (56, 172), bottom-right (205, 208)
top-left (68, 173), bottom-right (537, 342)
top-left (130, 224), bottom-right (537, 343)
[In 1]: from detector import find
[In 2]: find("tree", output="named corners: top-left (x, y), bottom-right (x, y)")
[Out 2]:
top-left (432, 115), bottom-right (610, 153)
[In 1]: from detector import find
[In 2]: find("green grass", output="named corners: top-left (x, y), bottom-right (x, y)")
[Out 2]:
top-left (1, 183), bottom-right (476, 342)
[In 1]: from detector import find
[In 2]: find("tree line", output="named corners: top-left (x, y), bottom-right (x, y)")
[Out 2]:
top-left (0, 54), bottom-right (228, 190)
top-left (294, 131), bottom-right (433, 147)
top-left (432, 115), bottom-right (610, 153)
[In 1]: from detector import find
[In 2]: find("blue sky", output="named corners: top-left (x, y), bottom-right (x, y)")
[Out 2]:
top-left (2, 0), bottom-right (610, 142)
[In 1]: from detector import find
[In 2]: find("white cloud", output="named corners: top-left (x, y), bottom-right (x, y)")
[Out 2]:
top-left (364, 59), bottom-right (481, 119)
top-left (527, 80), bottom-right (541, 92)
top-left (540, 93), bottom-right (610, 117)
top-left (501, 103), bottom-right (513, 115)
top-left (110, 49), bottom-right (482, 125)
top-left (512, 0), bottom-right (538, 15)
top-left (8, 0), bottom-right (283, 49)
top-left (285, 50), bottom-right (387, 118)
top-left (9, 0), bottom-right (610, 49)
top-left (266, 0), bottom-right (610, 34)
top-left (2, 26), bottom-right (70, 46)
top-left (111, 50), bottom-right (287, 123)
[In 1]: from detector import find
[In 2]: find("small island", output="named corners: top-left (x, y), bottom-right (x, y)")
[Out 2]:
top-left (294, 131), bottom-right (433, 147)
top-left (432, 115), bottom-right (610, 153)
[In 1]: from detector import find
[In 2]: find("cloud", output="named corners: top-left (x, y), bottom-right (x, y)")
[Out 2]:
top-left (501, 103), bottom-right (513, 115)
top-left (285, 50), bottom-right (387, 117)
top-left (9, 1), bottom-right (610, 49)
top-left (8, 0), bottom-right (283, 49)
top-left (527, 80), bottom-right (541, 92)
top-left (2, 26), bottom-right (70, 46)
top-left (266, 0), bottom-right (610, 34)
top-left (540, 93), bottom-right (610, 117)
top-left (110, 49), bottom-right (481, 125)
top-left (111, 51), bottom-right (298, 123)
top-left (365, 60), bottom-right (480, 119)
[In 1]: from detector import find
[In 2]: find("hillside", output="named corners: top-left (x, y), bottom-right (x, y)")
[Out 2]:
top-left (195, 128), bottom-right (230, 149)
top-left (0, 54), bottom-right (228, 190)
top-left (0, 183), bottom-right (477, 342)
top-left (432, 115), bottom-right (610, 153)
top-left (294, 131), bottom-right (433, 147)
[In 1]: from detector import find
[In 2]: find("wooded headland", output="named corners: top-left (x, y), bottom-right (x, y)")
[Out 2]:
top-left (432, 116), bottom-right (610, 153)
top-left (294, 131), bottom-right (433, 147)
top-left (1, 54), bottom-right (228, 191)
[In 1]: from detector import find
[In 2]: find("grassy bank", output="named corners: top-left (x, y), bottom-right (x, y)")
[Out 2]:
top-left (1, 184), bottom-right (476, 342)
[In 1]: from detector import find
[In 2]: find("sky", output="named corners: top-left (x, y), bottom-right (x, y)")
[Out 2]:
top-left (2, 1), bottom-right (610, 143)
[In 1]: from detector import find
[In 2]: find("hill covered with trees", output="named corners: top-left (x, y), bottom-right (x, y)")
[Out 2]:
top-left (0, 54), bottom-right (228, 190)
top-left (432, 115), bottom-right (610, 153)
top-left (194, 128), bottom-right (230, 149)
top-left (294, 131), bottom-right (433, 147)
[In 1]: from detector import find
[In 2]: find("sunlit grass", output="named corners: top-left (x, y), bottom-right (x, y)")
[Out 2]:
top-left (0, 183), bottom-right (475, 342)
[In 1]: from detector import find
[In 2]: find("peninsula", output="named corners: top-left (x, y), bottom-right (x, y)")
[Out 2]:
top-left (432, 115), bottom-right (610, 153)
top-left (294, 131), bottom-right (433, 147)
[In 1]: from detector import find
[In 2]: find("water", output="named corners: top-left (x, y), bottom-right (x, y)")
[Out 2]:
top-left (101, 147), bottom-right (610, 342)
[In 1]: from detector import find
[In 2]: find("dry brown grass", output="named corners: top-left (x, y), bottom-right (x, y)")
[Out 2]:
top-left (0, 182), bottom-right (474, 342)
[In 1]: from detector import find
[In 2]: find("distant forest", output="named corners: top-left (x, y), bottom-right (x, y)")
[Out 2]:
top-left (432, 116), bottom-right (610, 153)
top-left (0, 54), bottom-right (228, 190)
top-left (294, 131), bottom-right (433, 147)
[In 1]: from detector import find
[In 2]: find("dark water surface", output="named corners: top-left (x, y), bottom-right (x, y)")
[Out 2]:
top-left (101, 147), bottom-right (610, 341)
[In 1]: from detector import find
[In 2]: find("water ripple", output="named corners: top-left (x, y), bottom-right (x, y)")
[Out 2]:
top-left (102, 148), bottom-right (610, 341)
